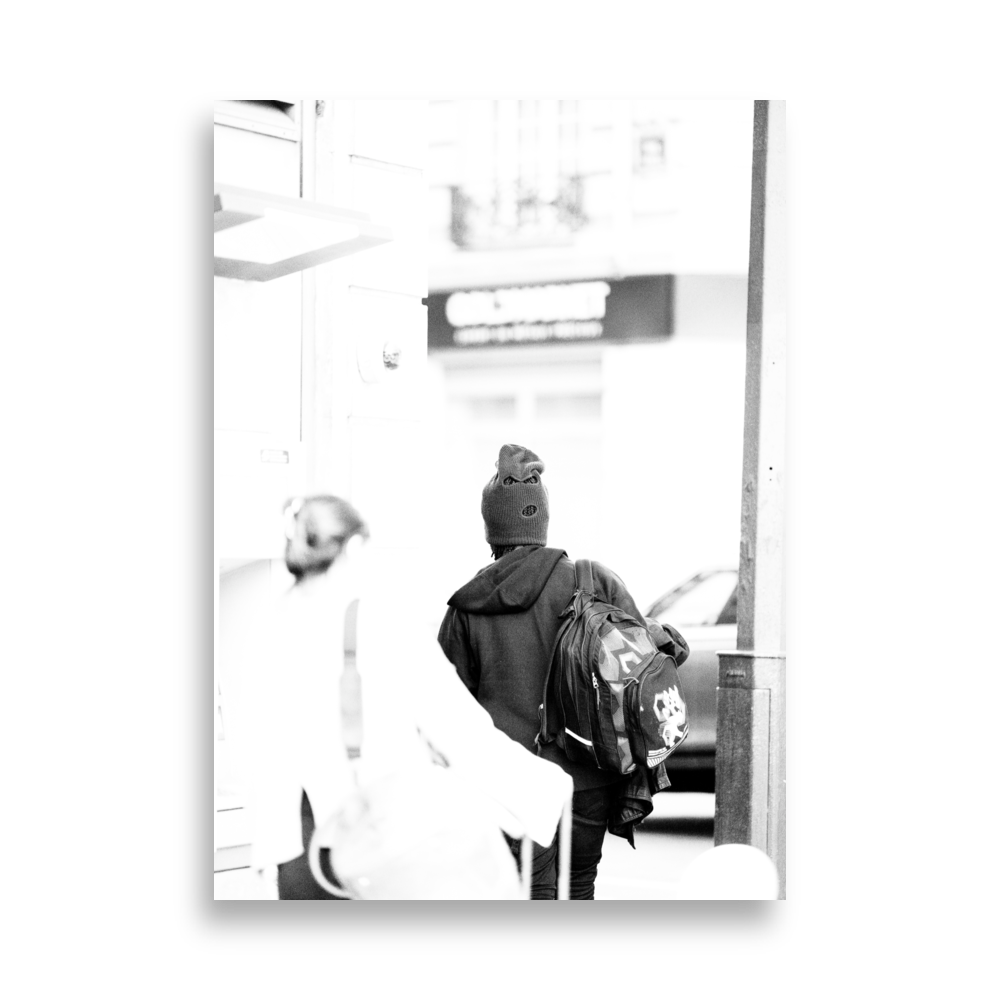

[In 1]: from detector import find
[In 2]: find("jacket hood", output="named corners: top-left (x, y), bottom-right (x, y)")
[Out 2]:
top-left (447, 546), bottom-right (567, 615)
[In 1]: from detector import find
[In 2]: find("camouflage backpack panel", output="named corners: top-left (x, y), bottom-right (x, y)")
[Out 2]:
top-left (595, 618), bottom-right (687, 769)
top-left (539, 560), bottom-right (689, 775)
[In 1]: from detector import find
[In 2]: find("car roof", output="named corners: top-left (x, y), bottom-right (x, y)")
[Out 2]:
top-left (644, 568), bottom-right (739, 617)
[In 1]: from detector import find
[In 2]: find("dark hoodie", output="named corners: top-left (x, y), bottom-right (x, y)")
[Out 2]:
top-left (438, 545), bottom-right (688, 800)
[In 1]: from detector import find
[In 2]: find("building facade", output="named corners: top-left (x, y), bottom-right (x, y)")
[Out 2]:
top-left (213, 99), bottom-right (432, 891)
top-left (423, 99), bottom-right (754, 610)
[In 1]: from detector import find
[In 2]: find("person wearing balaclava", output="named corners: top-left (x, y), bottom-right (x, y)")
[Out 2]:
top-left (437, 444), bottom-right (689, 900)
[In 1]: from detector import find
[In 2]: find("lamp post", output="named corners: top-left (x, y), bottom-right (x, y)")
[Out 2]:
top-left (714, 99), bottom-right (786, 898)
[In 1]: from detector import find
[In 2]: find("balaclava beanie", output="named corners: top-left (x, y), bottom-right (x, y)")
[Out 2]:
top-left (481, 443), bottom-right (549, 546)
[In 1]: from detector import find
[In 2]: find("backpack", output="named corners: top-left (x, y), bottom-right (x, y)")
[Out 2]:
top-left (537, 559), bottom-right (689, 775)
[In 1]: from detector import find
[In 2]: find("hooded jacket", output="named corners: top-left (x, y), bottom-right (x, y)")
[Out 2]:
top-left (437, 545), bottom-right (689, 845)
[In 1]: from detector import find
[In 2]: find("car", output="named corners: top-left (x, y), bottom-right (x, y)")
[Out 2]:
top-left (643, 568), bottom-right (738, 790)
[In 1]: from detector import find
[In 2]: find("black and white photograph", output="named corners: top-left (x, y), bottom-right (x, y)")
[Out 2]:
top-left (213, 98), bottom-right (786, 901)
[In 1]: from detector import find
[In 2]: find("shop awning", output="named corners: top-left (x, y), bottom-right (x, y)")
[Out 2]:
top-left (214, 184), bottom-right (393, 281)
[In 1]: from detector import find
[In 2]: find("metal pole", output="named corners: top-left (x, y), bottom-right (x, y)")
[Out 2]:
top-left (714, 99), bottom-right (786, 898)
top-left (558, 794), bottom-right (572, 900)
top-left (520, 835), bottom-right (533, 900)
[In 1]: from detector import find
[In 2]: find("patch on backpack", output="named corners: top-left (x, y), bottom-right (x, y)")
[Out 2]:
top-left (653, 686), bottom-right (687, 749)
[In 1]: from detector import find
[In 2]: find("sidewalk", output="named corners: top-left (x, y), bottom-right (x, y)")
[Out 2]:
top-left (594, 792), bottom-right (715, 900)
top-left (214, 791), bottom-right (716, 901)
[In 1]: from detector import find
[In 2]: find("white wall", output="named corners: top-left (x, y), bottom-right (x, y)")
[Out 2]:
top-left (598, 336), bottom-right (745, 610)
top-left (214, 102), bottom-right (433, 878)
top-left (214, 114), bottom-right (308, 561)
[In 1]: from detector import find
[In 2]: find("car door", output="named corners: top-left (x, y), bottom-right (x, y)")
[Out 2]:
top-left (645, 569), bottom-right (738, 758)
top-left (672, 621), bottom-right (735, 752)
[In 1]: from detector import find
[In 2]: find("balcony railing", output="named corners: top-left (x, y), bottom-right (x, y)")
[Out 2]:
top-left (449, 175), bottom-right (588, 250)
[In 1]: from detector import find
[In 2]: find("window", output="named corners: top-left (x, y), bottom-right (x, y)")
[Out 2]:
top-left (444, 99), bottom-right (593, 249)
top-left (650, 570), bottom-right (739, 627)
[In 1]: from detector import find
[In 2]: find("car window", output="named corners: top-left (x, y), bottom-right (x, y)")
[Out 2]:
top-left (650, 570), bottom-right (739, 626)
top-left (716, 584), bottom-right (738, 625)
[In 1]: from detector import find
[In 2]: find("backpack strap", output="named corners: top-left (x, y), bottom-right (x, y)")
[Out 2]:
top-left (536, 560), bottom-right (593, 752)
top-left (575, 558), bottom-right (595, 596)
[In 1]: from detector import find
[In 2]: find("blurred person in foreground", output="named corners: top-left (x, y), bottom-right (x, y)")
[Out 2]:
top-left (437, 444), bottom-right (689, 900)
top-left (232, 494), bottom-right (572, 899)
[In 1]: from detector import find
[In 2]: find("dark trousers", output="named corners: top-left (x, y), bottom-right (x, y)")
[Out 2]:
top-left (276, 790), bottom-right (349, 900)
top-left (506, 783), bottom-right (619, 900)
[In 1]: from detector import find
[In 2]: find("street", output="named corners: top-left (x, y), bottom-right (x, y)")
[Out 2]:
top-left (213, 99), bottom-right (761, 906)
top-left (595, 792), bottom-right (715, 900)
top-left (215, 791), bottom-right (715, 900)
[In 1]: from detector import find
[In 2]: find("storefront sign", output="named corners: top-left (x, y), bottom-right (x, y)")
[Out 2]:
top-left (427, 275), bottom-right (673, 350)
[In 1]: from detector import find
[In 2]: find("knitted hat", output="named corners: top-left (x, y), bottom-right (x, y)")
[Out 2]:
top-left (481, 443), bottom-right (549, 546)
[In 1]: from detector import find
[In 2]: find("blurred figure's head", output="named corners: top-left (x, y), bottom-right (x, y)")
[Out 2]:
top-left (283, 495), bottom-right (370, 581)
top-left (481, 444), bottom-right (549, 555)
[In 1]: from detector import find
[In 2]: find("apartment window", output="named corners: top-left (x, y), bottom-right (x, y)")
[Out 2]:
top-left (447, 99), bottom-right (591, 249)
